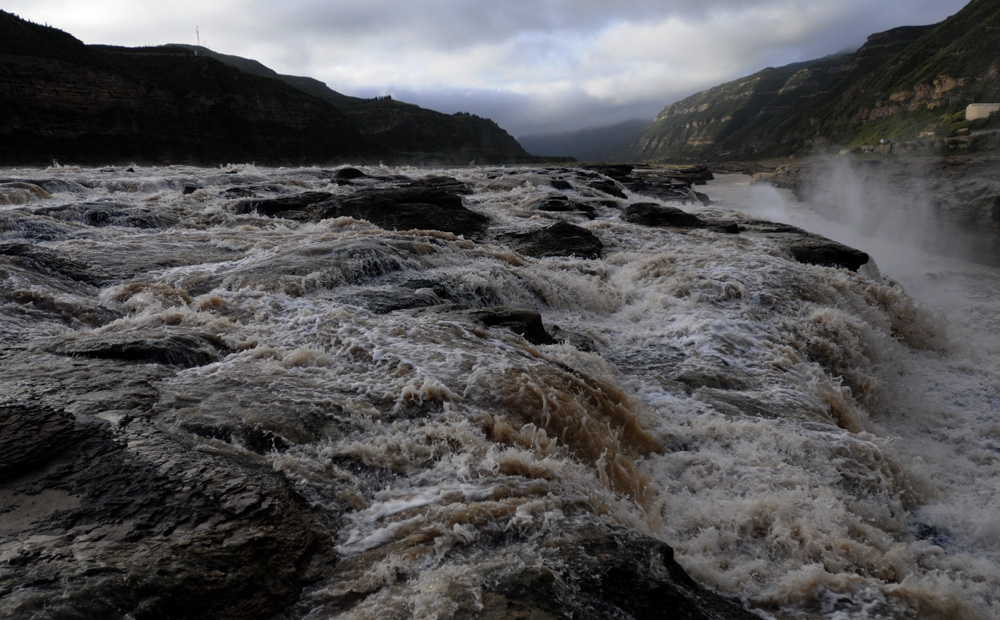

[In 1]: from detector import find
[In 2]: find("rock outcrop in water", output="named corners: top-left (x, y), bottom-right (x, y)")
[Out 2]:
top-left (0, 403), bottom-right (330, 620)
top-left (746, 154), bottom-right (1000, 265)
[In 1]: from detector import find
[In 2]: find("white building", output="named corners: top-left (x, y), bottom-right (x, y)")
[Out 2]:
top-left (966, 103), bottom-right (1000, 120)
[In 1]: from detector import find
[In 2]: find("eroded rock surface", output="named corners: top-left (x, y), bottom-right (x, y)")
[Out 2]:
top-left (501, 220), bottom-right (604, 259)
top-left (479, 523), bottom-right (761, 620)
top-left (0, 406), bottom-right (333, 620)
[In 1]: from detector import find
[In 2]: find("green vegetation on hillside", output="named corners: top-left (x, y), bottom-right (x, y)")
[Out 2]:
top-left (616, 0), bottom-right (1000, 162)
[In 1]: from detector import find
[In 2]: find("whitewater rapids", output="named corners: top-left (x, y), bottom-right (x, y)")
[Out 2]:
top-left (1, 163), bottom-right (998, 619)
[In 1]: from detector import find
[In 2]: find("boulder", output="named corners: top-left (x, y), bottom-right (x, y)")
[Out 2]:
top-left (327, 187), bottom-right (489, 238)
top-left (48, 330), bottom-right (229, 368)
top-left (333, 166), bottom-right (368, 183)
top-left (786, 236), bottom-right (870, 271)
top-left (588, 179), bottom-right (629, 199)
top-left (739, 220), bottom-right (870, 271)
top-left (532, 195), bottom-right (598, 219)
top-left (621, 202), bottom-right (706, 228)
top-left (502, 221), bottom-right (604, 259)
top-left (582, 163), bottom-right (635, 182)
top-left (481, 522), bottom-right (761, 620)
top-left (464, 306), bottom-right (558, 345)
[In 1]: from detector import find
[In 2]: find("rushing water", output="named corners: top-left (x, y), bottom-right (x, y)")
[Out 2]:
top-left (2, 163), bottom-right (998, 619)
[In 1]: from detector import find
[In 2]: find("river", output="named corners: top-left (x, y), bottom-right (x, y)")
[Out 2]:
top-left (1, 162), bottom-right (998, 619)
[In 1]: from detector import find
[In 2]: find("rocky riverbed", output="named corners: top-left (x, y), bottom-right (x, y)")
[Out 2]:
top-left (2, 161), bottom-right (996, 619)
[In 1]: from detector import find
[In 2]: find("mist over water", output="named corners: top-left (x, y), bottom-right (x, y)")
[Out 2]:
top-left (2, 161), bottom-right (1000, 619)
top-left (706, 161), bottom-right (1000, 618)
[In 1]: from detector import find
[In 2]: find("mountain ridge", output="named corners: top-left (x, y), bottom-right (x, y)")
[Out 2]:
top-left (517, 119), bottom-right (648, 161)
top-left (0, 11), bottom-right (533, 166)
top-left (613, 0), bottom-right (1000, 162)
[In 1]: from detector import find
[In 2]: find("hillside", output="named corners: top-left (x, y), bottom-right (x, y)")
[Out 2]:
top-left (168, 45), bottom-right (531, 164)
top-left (0, 11), bottom-right (532, 166)
top-left (615, 0), bottom-right (1000, 162)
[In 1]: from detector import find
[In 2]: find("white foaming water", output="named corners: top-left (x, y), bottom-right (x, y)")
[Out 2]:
top-left (704, 165), bottom-right (1000, 618)
top-left (2, 163), bottom-right (999, 618)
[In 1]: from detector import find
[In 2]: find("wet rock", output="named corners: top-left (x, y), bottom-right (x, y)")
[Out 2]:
top-left (402, 175), bottom-right (474, 195)
top-left (739, 220), bottom-right (870, 271)
top-left (179, 402), bottom-right (347, 454)
top-left (0, 210), bottom-right (82, 242)
top-left (343, 286), bottom-right (444, 314)
top-left (223, 186), bottom-right (258, 198)
top-left (326, 187), bottom-right (489, 238)
top-left (4, 178), bottom-right (89, 194)
top-left (550, 325), bottom-right (600, 352)
top-left (402, 277), bottom-right (457, 301)
top-left (622, 202), bottom-right (707, 228)
top-left (48, 330), bottom-right (228, 368)
top-left (660, 165), bottom-right (715, 186)
top-left (0, 412), bottom-right (332, 620)
top-left (694, 388), bottom-right (784, 420)
top-left (0, 404), bottom-right (80, 480)
top-left (464, 306), bottom-right (558, 345)
top-left (481, 522), bottom-right (760, 620)
top-left (35, 202), bottom-right (180, 229)
top-left (333, 166), bottom-right (368, 184)
top-left (532, 195), bottom-right (598, 219)
top-left (582, 164), bottom-right (714, 203)
top-left (786, 236), bottom-right (870, 271)
top-left (583, 163), bottom-right (635, 182)
top-left (0, 242), bottom-right (104, 285)
top-left (233, 191), bottom-right (335, 217)
top-left (626, 179), bottom-right (699, 202)
top-left (0, 182), bottom-right (50, 205)
top-left (588, 178), bottom-right (629, 199)
top-left (502, 221), bottom-right (604, 259)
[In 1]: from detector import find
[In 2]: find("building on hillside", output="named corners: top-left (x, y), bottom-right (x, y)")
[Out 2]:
top-left (966, 103), bottom-right (1000, 120)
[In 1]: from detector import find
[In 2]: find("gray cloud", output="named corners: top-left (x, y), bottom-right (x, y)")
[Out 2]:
top-left (5, 0), bottom-right (973, 135)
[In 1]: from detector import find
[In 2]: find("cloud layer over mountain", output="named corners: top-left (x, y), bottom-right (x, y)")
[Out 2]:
top-left (7, 0), bottom-right (970, 135)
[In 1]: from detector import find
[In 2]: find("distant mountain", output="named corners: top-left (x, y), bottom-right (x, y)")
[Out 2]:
top-left (517, 119), bottom-right (649, 161)
top-left (614, 0), bottom-right (1000, 162)
top-left (0, 11), bottom-right (532, 166)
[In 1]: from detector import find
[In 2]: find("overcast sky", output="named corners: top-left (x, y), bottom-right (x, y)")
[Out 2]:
top-left (6, 0), bottom-right (970, 137)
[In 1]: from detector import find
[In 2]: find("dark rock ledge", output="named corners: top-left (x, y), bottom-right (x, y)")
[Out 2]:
top-left (0, 404), bottom-right (334, 620)
top-left (480, 522), bottom-right (761, 620)
top-left (737, 220), bottom-right (870, 272)
top-left (234, 176), bottom-right (489, 239)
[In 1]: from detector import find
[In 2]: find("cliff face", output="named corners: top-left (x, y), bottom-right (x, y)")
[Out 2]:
top-left (610, 55), bottom-right (852, 162)
top-left (0, 12), bottom-right (532, 166)
top-left (615, 0), bottom-right (1000, 162)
